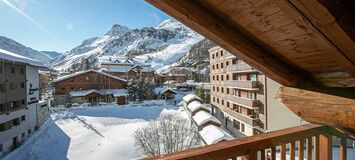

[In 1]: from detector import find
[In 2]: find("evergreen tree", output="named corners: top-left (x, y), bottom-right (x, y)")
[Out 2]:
top-left (137, 77), bottom-right (145, 102)
top-left (127, 79), bottom-right (137, 101)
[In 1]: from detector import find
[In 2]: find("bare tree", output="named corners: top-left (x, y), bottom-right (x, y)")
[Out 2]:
top-left (134, 114), bottom-right (199, 157)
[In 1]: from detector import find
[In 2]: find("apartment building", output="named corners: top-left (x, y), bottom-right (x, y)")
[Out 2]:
top-left (0, 49), bottom-right (43, 157)
top-left (209, 46), bottom-right (305, 137)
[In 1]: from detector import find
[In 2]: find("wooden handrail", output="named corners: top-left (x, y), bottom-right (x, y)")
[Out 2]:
top-left (144, 124), bottom-right (353, 160)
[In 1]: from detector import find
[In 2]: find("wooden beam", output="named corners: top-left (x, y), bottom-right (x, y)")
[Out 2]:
top-left (145, 0), bottom-right (302, 86)
top-left (276, 86), bottom-right (355, 133)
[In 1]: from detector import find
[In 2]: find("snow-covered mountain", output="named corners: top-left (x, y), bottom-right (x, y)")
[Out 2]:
top-left (0, 36), bottom-right (52, 64)
top-left (41, 51), bottom-right (62, 59)
top-left (52, 19), bottom-right (204, 71)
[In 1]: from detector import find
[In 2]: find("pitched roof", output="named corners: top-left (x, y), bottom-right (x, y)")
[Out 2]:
top-left (53, 70), bottom-right (127, 83)
top-left (0, 49), bottom-right (44, 67)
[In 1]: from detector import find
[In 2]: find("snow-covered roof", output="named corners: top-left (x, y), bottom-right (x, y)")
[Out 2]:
top-left (69, 89), bottom-right (127, 97)
top-left (163, 80), bottom-right (176, 85)
top-left (192, 110), bottom-right (221, 127)
top-left (187, 101), bottom-right (211, 113)
top-left (199, 124), bottom-right (234, 145)
top-left (182, 94), bottom-right (202, 103)
top-left (69, 89), bottom-right (100, 97)
top-left (0, 49), bottom-right (44, 67)
top-left (153, 87), bottom-right (177, 95)
top-left (53, 70), bottom-right (127, 83)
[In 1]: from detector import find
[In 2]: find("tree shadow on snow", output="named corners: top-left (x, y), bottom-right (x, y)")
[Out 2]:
top-left (73, 106), bottom-right (170, 121)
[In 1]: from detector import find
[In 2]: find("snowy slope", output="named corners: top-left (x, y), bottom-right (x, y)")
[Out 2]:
top-left (0, 36), bottom-right (52, 64)
top-left (52, 19), bottom-right (203, 71)
top-left (41, 51), bottom-right (62, 59)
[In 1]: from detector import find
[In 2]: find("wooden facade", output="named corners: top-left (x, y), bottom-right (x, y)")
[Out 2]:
top-left (53, 70), bottom-right (126, 96)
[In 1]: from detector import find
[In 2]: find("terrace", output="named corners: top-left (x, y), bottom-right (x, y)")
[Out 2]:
top-left (145, 0), bottom-right (355, 159)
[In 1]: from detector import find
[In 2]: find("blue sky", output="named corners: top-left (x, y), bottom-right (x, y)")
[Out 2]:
top-left (0, 0), bottom-right (170, 52)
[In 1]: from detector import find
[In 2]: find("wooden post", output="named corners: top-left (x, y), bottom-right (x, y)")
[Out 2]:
top-left (306, 137), bottom-right (312, 160)
top-left (260, 149), bottom-right (265, 160)
top-left (281, 144), bottom-right (286, 160)
top-left (298, 139), bottom-right (304, 160)
top-left (319, 134), bottom-right (332, 160)
top-left (270, 147), bottom-right (276, 160)
top-left (290, 141), bottom-right (295, 160)
top-left (314, 135), bottom-right (320, 160)
top-left (340, 138), bottom-right (347, 160)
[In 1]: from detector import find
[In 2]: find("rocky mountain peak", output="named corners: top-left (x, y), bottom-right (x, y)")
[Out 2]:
top-left (104, 24), bottom-right (130, 37)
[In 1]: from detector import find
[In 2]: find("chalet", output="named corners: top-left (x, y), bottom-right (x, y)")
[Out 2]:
top-left (155, 74), bottom-right (187, 86)
top-left (98, 56), bottom-right (154, 81)
top-left (145, 0), bottom-right (355, 159)
top-left (153, 87), bottom-right (177, 100)
top-left (52, 70), bottom-right (127, 106)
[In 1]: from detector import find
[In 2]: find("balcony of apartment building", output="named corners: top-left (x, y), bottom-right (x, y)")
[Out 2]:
top-left (227, 94), bottom-right (259, 109)
top-left (226, 62), bottom-right (257, 74)
top-left (224, 80), bottom-right (259, 91)
top-left (225, 104), bottom-right (260, 128)
top-left (0, 100), bottom-right (26, 115)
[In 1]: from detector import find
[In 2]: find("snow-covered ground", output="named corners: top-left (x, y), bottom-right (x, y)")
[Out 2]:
top-left (2, 101), bottom-right (186, 160)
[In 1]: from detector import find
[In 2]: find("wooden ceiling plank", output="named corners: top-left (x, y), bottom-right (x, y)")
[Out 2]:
top-left (146, 0), bottom-right (301, 86)
top-left (289, 0), bottom-right (355, 64)
top-left (275, 0), bottom-right (355, 77)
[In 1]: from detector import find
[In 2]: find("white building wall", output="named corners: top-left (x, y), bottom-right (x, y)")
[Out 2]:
top-left (266, 78), bottom-right (307, 132)
top-left (0, 65), bottom-right (39, 157)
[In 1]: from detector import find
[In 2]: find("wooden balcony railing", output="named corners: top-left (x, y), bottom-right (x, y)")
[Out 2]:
top-left (227, 94), bottom-right (259, 108)
top-left (225, 80), bottom-right (259, 90)
top-left (226, 63), bottom-right (257, 73)
top-left (145, 124), bottom-right (354, 160)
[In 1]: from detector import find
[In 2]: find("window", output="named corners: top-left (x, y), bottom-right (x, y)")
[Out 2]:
top-left (85, 76), bottom-right (89, 80)
top-left (21, 115), bottom-right (25, 121)
top-left (28, 129), bottom-right (31, 134)
top-left (212, 54), bottom-right (214, 59)
top-left (21, 100), bottom-right (25, 105)
top-left (0, 83), bottom-right (5, 93)
top-left (213, 86), bottom-right (215, 91)
top-left (241, 123), bottom-right (245, 132)
top-left (212, 65), bottom-right (215, 70)
top-left (216, 52), bottom-right (218, 57)
top-left (227, 102), bottom-right (230, 108)
top-left (20, 82), bottom-right (25, 88)
top-left (221, 100), bottom-right (224, 105)
top-left (216, 64), bottom-right (219, 69)
top-left (213, 97), bottom-right (215, 102)
top-left (61, 88), bottom-right (65, 92)
top-left (217, 87), bottom-right (219, 92)
top-left (221, 87), bottom-right (224, 93)
top-left (226, 75), bottom-right (229, 80)
top-left (248, 73), bottom-right (257, 81)
top-left (22, 132), bottom-right (25, 138)
top-left (226, 61), bottom-right (229, 66)
top-left (11, 66), bottom-right (15, 74)
top-left (221, 63), bottom-right (224, 68)
top-left (70, 87), bottom-right (75, 91)
top-left (220, 50), bottom-right (223, 56)
top-left (212, 75), bottom-right (215, 80)
top-left (227, 88), bottom-right (230, 94)
top-left (9, 83), bottom-right (17, 89)
top-left (216, 75), bottom-right (219, 81)
top-left (233, 120), bottom-right (240, 130)
top-left (20, 68), bottom-right (25, 74)
top-left (217, 98), bottom-right (219, 103)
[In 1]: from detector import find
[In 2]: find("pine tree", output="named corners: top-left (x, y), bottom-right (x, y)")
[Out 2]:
top-left (137, 77), bottom-right (145, 102)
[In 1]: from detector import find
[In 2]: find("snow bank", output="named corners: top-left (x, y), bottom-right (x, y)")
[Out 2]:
top-left (199, 124), bottom-right (234, 145)
top-left (192, 110), bottom-right (221, 127)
